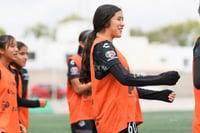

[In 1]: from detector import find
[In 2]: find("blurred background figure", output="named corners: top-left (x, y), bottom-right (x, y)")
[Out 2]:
top-left (66, 30), bottom-right (97, 133)
top-left (10, 41), bottom-right (47, 133)
top-left (192, 3), bottom-right (200, 133)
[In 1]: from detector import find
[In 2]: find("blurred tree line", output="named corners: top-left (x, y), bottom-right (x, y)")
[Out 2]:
top-left (0, 16), bottom-right (200, 46)
top-left (130, 19), bottom-right (200, 46)
top-left (23, 13), bottom-right (82, 41)
top-left (24, 23), bottom-right (54, 39)
top-left (0, 28), bottom-right (6, 35)
top-left (0, 14), bottom-right (81, 41)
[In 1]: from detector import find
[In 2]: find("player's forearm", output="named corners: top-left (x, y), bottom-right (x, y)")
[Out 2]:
top-left (17, 95), bottom-right (40, 107)
top-left (73, 82), bottom-right (92, 95)
top-left (137, 87), bottom-right (173, 102)
top-left (194, 58), bottom-right (200, 89)
top-left (109, 63), bottom-right (179, 86)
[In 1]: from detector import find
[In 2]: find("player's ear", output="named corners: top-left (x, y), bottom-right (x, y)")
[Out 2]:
top-left (0, 48), bottom-right (4, 55)
top-left (79, 41), bottom-right (84, 49)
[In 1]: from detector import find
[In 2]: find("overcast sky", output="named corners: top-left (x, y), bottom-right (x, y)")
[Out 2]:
top-left (0, 0), bottom-right (199, 38)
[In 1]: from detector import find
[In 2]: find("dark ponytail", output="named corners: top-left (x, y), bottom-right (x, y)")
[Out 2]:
top-left (79, 30), bottom-right (97, 83)
top-left (77, 30), bottom-right (91, 55)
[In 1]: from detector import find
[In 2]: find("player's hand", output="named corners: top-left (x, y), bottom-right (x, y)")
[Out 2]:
top-left (168, 92), bottom-right (176, 102)
top-left (38, 98), bottom-right (47, 107)
top-left (159, 71), bottom-right (180, 85)
top-left (19, 123), bottom-right (27, 133)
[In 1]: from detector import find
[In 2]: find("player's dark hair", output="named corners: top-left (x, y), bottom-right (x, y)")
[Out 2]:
top-left (17, 41), bottom-right (27, 50)
top-left (79, 4), bottom-right (121, 83)
top-left (198, 3), bottom-right (200, 16)
top-left (0, 35), bottom-right (15, 50)
top-left (77, 30), bottom-right (91, 55)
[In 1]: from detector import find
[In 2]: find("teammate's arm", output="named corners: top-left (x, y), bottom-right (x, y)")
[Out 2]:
top-left (71, 78), bottom-right (91, 95)
top-left (94, 41), bottom-right (180, 87)
top-left (136, 87), bottom-right (176, 102)
top-left (17, 95), bottom-right (47, 108)
top-left (193, 37), bottom-right (200, 89)
top-left (68, 59), bottom-right (91, 95)
top-left (109, 63), bottom-right (179, 86)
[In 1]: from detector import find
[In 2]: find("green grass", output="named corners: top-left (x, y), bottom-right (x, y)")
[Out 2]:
top-left (138, 111), bottom-right (193, 133)
top-left (28, 113), bottom-right (71, 133)
top-left (28, 111), bottom-right (194, 133)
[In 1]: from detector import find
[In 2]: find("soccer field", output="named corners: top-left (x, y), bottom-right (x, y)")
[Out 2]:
top-left (28, 111), bottom-right (193, 133)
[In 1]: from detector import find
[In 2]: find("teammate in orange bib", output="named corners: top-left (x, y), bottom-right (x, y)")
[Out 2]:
top-left (0, 35), bottom-right (20, 133)
top-left (67, 30), bottom-right (97, 133)
top-left (10, 41), bottom-right (47, 133)
top-left (192, 5), bottom-right (200, 133)
top-left (80, 4), bottom-right (180, 133)
top-left (193, 35), bottom-right (200, 133)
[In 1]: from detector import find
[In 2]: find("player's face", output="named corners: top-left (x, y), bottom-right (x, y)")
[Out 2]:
top-left (15, 46), bottom-right (28, 67)
top-left (1, 39), bottom-right (18, 63)
top-left (107, 11), bottom-right (124, 39)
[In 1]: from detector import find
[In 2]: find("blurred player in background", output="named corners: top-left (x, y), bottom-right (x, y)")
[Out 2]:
top-left (10, 41), bottom-right (47, 133)
top-left (67, 30), bottom-right (97, 133)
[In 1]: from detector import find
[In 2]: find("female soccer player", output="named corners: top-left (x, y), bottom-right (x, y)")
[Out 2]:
top-left (0, 35), bottom-right (20, 133)
top-left (80, 4), bottom-right (180, 133)
top-left (10, 41), bottom-right (47, 133)
top-left (67, 30), bottom-right (97, 133)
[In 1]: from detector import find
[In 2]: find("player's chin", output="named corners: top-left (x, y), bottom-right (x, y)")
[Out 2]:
top-left (12, 56), bottom-right (17, 61)
top-left (21, 62), bottom-right (26, 67)
top-left (115, 34), bottom-right (122, 38)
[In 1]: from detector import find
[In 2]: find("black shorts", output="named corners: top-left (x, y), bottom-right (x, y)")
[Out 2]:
top-left (119, 122), bottom-right (138, 133)
top-left (71, 120), bottom-right (97, 133)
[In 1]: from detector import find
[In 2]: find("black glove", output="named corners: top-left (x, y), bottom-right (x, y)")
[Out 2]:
top-left (159, 71), bottom-right (180, 85)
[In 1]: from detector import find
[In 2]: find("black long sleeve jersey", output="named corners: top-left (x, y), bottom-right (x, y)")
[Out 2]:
top-left (10, 66), bottom-right (40, 107)
top-left (194, 37), bottom-right (200, 89)
top-left (92, 40), bottom-right (179, 87)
